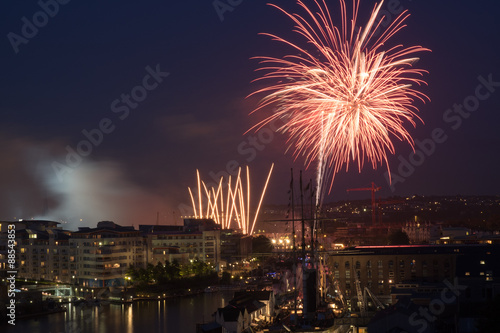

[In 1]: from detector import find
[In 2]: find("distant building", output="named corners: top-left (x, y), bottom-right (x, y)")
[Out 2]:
top-left (220, 230), bottom-right (252, 262)
top-left (402, 221), bottom-right (440, 244)
top-left (70, 221), bottom-right (146, 287)
top-left (441, 227), bottom-right (472, 239)
top-left (141, 219), bottom-right (221, 265)
top-left (333, 224), bottom-right (398, 247)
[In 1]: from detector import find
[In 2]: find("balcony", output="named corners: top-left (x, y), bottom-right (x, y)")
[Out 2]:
top-left (95, 257), bottom-right (113, 262)
top-left (96, 248), bottom-right (113, 255)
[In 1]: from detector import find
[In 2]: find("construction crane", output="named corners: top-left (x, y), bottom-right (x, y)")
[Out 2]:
top-left (347, 182), bottom-right (381, 225)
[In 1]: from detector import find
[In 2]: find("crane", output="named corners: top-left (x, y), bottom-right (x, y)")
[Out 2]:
top-left (347, 182), bottom-right (381, 225)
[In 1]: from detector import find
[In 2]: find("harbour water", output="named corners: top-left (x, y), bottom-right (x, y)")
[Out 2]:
top-left (4, 291), bottom-right (234, 333)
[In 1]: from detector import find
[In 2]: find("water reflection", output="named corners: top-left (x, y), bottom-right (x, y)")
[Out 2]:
top-left (4, 291), bottom-right (233, 333)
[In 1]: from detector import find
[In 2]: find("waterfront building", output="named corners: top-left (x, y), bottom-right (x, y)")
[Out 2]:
top-left (141, 219), bottom-right (221, 265)
top-left (70, 221), bottom-right (146, 287)
top-left (208, 291), bottom-right (276, 333)
top-left (1, 220), bottom-right (71, 283)
top-left (16, 228), bottom-right (72, 283)
top-left (232, 291), bottom-right (275, 319)
top-left (327, 244), bottom-right (500, 308)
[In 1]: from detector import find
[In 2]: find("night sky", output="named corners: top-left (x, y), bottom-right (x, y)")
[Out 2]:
top-left (1, 0), bottom-right (499, 228)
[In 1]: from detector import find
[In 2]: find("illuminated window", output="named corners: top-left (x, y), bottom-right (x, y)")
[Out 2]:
top-left (480, 260), bottom-right (485, 265)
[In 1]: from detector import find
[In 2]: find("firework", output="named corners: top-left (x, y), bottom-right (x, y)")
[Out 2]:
top-left (188, 164), bottom-right (274, 235)
top-left (249, 0), bottom-right (429, 205)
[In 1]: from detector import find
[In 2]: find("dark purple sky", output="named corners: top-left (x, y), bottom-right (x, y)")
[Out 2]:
top-left (1, 0), bottom-right (499, 228)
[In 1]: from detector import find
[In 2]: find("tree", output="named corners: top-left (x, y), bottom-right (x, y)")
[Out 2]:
top-left (154, 262), bottom-right (167, 284)
top-left (387, 230), bottom-right (410, 245)
top-left (180, 259), bottom-right (214, 277)
top-left (165, 260), bottom-right (180, 280)
top-left (126, 266), bottom-right (139, 281)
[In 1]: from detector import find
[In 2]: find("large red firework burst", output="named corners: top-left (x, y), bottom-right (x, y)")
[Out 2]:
top-left (249, 0), bottom-right (429, 199)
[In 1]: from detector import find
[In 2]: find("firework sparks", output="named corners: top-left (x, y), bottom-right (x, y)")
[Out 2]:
top-left (188, 164), bottom-right (274, 235)
top-left (249, 0), bottom-right (429, 205)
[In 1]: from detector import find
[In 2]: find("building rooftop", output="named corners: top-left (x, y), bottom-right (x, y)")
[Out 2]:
top-left (333, 244), bottom-right (500, 256)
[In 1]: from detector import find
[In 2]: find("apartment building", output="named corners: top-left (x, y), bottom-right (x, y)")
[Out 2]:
top-left (17, 228), bottom-right (72, 283)
top-left (142, 219), bottom-right (221, 265)
top-left (0, 220), bottom-right (71, 283)
top-left (70, 221), bottom-right (146, 287)
top-left (2, 219), bottom-right (220, 286)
